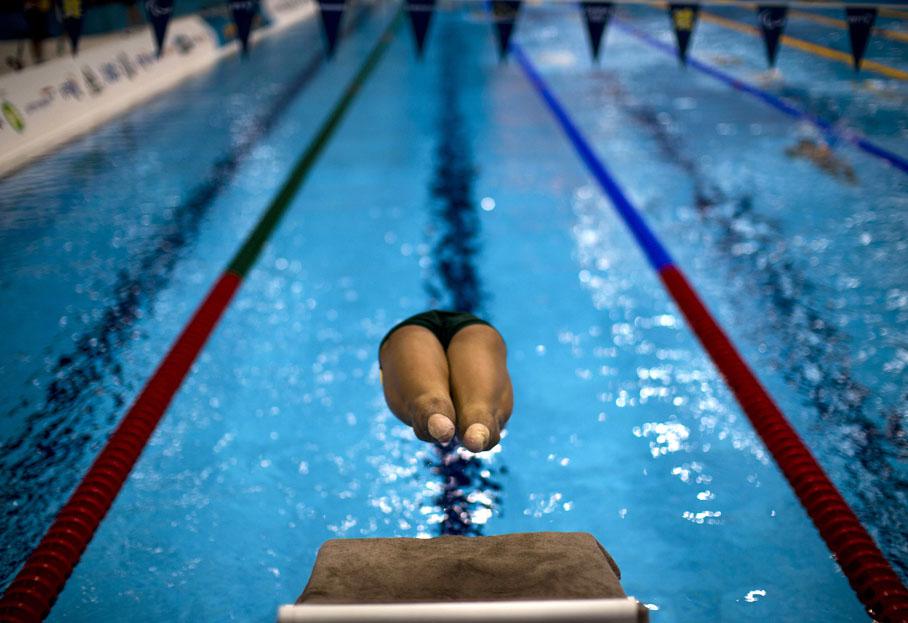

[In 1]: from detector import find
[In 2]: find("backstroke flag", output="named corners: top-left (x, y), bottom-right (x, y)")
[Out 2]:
top-left (60, 0), bottom-right (83, 54)
top-left (144, 0), bottom-right (174, 57)
top-left (756, 5), bottom-right (787, 67)
top-left (317, 0), bottom-right (345, 57)
top-left (406, 0), bottom-right (435, 57)
top-left (580, 1), bottom-right (614, 61)
top-left (845, 7), bottom-right (876, 71)
top-left (668, 3), bottom-right (699, 65)
top-left (491, 0), bottom-right (521, 59)
top-left (230, 0), bottom-right (258, 54)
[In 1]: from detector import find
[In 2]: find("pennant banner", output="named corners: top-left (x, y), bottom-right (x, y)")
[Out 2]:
top-left (580, 1), bottom-right (614, 61)
top-left (230, 0), bottom-right (259, 54)
top-left (845, 7), bottom-right (877, 71)
top-left (406, 0), bottom-right (436, 57)
top-left (668, 3), bottom-right (699, 65)
top-left (144, 0), bottom-right (174, 58)
top-left (317, 0), bottom-right (345, 57)
top-left (756, 5), bottom-right (786, 68)
top-left (60, 0), bottom-right (83, 55)
top-left (491, 0), bottom-right (521, 59)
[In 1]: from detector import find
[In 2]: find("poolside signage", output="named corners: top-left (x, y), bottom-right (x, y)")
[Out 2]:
top-left (756, 5), bottom-right (787, 68)
top-left (406, 0), bottom-right (436, 57)
top-left (316, 0), bottom-right (345, 57)
top-left (580, 1), bottom-right (614, 61)
top-left (144, 0), bottom-right (174, 58)
top-left (668, 3), bottom-right (699, 65)
top-left (844, 7), bottom-right (877, 71)
top-left (59, 0), bottom-right (84, 54)
top-left (491, 0), bottom-right (521, 59)
top-left (230, 0), bottom-right (259, 54)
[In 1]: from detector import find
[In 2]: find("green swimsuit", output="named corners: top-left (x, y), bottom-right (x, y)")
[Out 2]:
top-left (378, 310), bottom-right (493, 359)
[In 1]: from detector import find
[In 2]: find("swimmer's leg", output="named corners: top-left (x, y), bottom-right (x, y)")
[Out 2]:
top-left (379, 326), bottom-right (456, 444)
top-left (447, 324), bottom-right (514, 452)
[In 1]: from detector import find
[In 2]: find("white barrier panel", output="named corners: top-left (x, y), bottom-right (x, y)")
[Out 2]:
top-left (277, 598), bottom-right (650, 623)
top-left (0, 0), bottom-right (315, 177)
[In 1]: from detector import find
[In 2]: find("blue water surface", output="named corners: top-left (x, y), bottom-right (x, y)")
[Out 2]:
top-left (1, 3), bottom-right (906, 622)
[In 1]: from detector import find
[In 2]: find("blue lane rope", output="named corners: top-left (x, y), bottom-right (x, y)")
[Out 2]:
top-left (512, 44), bottom-right (675, 271)
top-left (612, 18), bottom-right (908, 177)
top-left (512, 41), bottom-right (908, 622)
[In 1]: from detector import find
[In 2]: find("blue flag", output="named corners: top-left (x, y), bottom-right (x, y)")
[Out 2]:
top-left (230, 0), bottom-right (258, 54)
top-left (756, 6), bottom-right (787, 67)
top-left (144, 0), bottom-right (174, 57)
top-left (59, 0), bottom-right (84, 54)
top-left (845, 7), bottom-right (876, 71)
top-left (668, 3), bottom-right (699, 65)
top-left (580, 1), bottom-right (613, 61)
top-left (317, 0), bottom-right (345, 57)
top-left (406, 0), bottom-right (435, 57)
top-left (491, 0), bottom-right (521, 60)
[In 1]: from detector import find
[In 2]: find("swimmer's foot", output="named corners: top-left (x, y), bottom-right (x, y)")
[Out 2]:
top-left (427, 413), bottom-right (455, 445)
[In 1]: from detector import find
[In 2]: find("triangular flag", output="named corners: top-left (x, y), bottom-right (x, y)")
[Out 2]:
top-left (144, 0), bottom-right (174, 58)
top-left (230, 0), bottom-right (259, 54)
top-left (406, 0), bottom-right (435, 57)
top-left (491, 0), bottom-right (521, 60)
top-left (756, 5), bottom-right (787, 67)
top-left (844, 7), bottom-right (877, 71)
top-left (317, 0), bottom-right (345, 57)
top-left (60, 0), bottom-right (84, 55)
top-left (580, 1), bottom-right (613, 61)
top-left (668, 3), bottom-right (699, 65)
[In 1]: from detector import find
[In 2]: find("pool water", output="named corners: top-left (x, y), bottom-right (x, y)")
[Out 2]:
top-left (1, 3), bottom-right (906, 621)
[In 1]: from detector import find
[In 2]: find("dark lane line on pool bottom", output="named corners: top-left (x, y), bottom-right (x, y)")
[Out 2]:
top-left (613, 18), bottom-right (908, 177)
top-left (512, 43), bottom-right (908, 622)
top-left (0, 8), bottom-right (371, 594)
top-left (422, 18), bottom-right (504, 537)
top-left (594, 74), bottom-right (908, 580)
top-left (0, 12), bottom-right (402, 622)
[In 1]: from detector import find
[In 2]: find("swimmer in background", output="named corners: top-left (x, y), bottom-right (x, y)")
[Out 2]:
top-left (379, 310), bottom-right (513, 453)
top-left (785, 138), bottom-right (857, 185)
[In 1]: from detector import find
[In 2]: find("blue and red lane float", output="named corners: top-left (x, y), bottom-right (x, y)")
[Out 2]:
top-left (0, 273), bottom-right (241, 622)
top-left (513, 42), bottom-right (908, 622)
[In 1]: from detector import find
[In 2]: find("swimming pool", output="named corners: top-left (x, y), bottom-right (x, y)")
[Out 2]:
top-left (1, 2), bottom-right (906, 621)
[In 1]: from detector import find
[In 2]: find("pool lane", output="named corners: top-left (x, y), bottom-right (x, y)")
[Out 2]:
top-left (0, 11), bottom-right (402, 622)
top-left (612, 17), bottom-right (908, 175)
top-left (0, 13), bottom-right (374, 597)
top-left (2, 5), bottom-right (905, 623)
top-left (512, 41), bottom-right (908, 621)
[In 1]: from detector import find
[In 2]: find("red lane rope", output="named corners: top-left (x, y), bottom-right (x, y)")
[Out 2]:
top-left (659, 265), bottom-right (908, 622)
top-left (0, 272), bottom-right (241, 622)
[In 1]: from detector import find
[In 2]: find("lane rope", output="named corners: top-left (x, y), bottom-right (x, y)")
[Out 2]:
top-left (612, 18), bottom-right (908, 177)
top-left (0, 10), bottom-right (402, 622)
top-left (512, 42), bottom-right (908, 622)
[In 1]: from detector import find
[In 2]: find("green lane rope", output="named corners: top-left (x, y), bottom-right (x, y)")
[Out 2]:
top-left (228, 8), bottom-right (404, 277)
